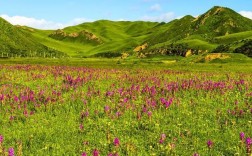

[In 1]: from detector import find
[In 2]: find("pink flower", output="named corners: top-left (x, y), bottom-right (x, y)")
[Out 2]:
top-left (147, 111), bottom-right (152, 118)
top-left (0, 94), bottom-right (4, 101)
top-left (246, 137), bottom-right (252, 146)
top-left (207, 140), bottom-right (213, 149)
top-left (104, 105), bottom-right (110, 113)
top-left (93, 149), bottom-right (99, 156)
top-left (81, 152), bottom-right (87, 156)
top-left (159, 133), bottom-right (166, 144)
top-left (80, 124), bottom-right (84, 130)
top-left (0, 135), bottom-right (3, 144)
top-left (193, 153), bottom-right (199, 156)
top-left (240, 132), bottom-right (245, 141)
top-left (114, 138), bottom-right (120, 147)
top-left (8, 148), bottom-right (14, 156)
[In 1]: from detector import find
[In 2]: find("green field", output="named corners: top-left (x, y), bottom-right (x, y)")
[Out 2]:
top-left (0, 59), bottom-right (252, 155)
top-left (1, 5), bottom-right (252, 155)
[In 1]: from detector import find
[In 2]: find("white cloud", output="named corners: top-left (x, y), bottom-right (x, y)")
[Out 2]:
top-left (239, 11), bottom-right (252, 19)
top-left (150, 4), bottom-right (161, 12)
top-left (141, 12), bottom-right (175, 22)
top-left (0, 14), bottom-right (92, 29)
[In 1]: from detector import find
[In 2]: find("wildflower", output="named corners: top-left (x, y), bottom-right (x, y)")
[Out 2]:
top-left (246, 137), bottom-right (252, 146)
top-left (14, 96), bottom-right (19, 102)
top-left (246, 137), bottom-right (252, 154)
top-left (8, 148), bottom-right (14, 156)
top-left (159, 133), bottom-right (166, 144)
top-left (104, 105), bottom-right (110, 113)
top-left (23, 110), bottom-right (28, 117)
top-left (147, 111), bottom-right (152, 118)
top-left (114, 137), bottom-right (120, 147)
top-left (10, 116), bottom-right (14, 121)
top-left (160, 98), bottom-right (166, 104)
top-left (81, 152), bottom-right (87, 156)
top-left (207, 140), bottom-right (213, 149)
top-left (193, 153), bottom-right (199, 156)
top-left (115, 112), bottom-right (121, 118)
top-left (0, 135), bottom-right (3, 144)
top-left (240, 132), bottom-right (245, 141)
top-left (80, 124), bottom-right (84, 130)
top-left (93, 149), bottom-right (99, 156)
top-left (84, 111), bottom-right (89, 117)
top-left (0, 94), bottom-right (4, 101)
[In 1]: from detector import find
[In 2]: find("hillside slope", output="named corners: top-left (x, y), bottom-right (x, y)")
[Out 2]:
top-left (16, 6), bottom-right (252, 58)
top-left (0, 18), bottom-right (66, 57)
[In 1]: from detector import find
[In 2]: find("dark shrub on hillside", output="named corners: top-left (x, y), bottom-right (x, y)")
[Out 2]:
top-left (234, 40), bottom-right (252, 57)
top-left (212, 44), bottom-right (230, 53)
top-left (93, 52), bottom-right (122, 58)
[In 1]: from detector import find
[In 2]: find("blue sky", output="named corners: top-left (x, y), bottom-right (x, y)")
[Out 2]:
top-left (1, 0), bottom-right (252, 29)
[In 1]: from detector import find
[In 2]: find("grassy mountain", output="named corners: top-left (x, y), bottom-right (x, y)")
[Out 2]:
top-left (146, 6), bottom-right (252, 46)
top-left (11, 6), bottom-right (252, 59)
top-left (192, 6), bottom-right (252, 37)
top-left (0, 17), bottom-right (66, 57)
top-left (25, 20), bottom-right (163, 57)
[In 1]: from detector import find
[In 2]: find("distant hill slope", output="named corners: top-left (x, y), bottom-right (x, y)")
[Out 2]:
top-left (26, 20), bottom-right (164, 57)
top-left (0, 18), bottom-right (66, 57)
top-left (192, 6), bottom-right (252, 37)
top-left (14, 6), bottom-right (252, 58)
top-left (146, 6), bottom-right (252, 46)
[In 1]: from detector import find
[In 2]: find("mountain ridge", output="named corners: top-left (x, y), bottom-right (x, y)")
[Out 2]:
top-left (1, 6), bottom-right (252, 58)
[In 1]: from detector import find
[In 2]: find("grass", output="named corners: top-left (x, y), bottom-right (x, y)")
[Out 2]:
top-left (215, 30), bottom-right (252, 44)
top-left (0, 56), bottom-right (252, 72)
top-left (0, 61), bottom-right (251, 155)
top-left (26, 21), bottom-right (160, 57)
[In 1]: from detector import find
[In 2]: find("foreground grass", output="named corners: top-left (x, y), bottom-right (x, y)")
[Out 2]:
top-left (0, 60), bottom-right (251, 155)
top-left (1, 57), bottom-right (252, 72)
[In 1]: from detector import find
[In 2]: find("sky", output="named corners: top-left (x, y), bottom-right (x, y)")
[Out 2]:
top-left (1, 0), bottom-right (252, 29)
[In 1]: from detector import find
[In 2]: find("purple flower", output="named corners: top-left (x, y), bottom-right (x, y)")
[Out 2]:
top-left (115, 112), bottom-right (121, 117)
top-left (93, 149), bottom-right (99, 156)
top-left (80, 124), bottom-right (84, 130)
top-left (14, 96), bottom-right (19, 102)
top-left (207, 140), bottom-right (213, 149)
top-left (8, 148), bottom-right (14, 156)
top-left (193, 153), bottom-right (199, 156)
top-left (161, 134), bottom-right (166, 140)
top-left (159, 139), bottom-right (164, 144)
top-left (0, 94), bottom-right (4, 101)
top-left (0, 135), bottom-right (3, 144)
top-left (114, 138), bottom-right (120, 147)
top-left (160, 98), bottom-right (166, 104)
top-left (84, 111), bottom-right (89, 117)
top-left (9, 116), bottom-right (14, 121)
top-left (147, 111), bottom-right (152, 118)
top-left (104, 105), bottom-right (110, 113)
top-left (107, 153), bottom-right (113, 156)
top-left (240, 132), bottom-right (245, 141)
top-left (159, 133), bottom-right (166, 144)
top-left (246, 137), bottom-right (252, 146)
top-left (81, 152), bottom-right (87, 156)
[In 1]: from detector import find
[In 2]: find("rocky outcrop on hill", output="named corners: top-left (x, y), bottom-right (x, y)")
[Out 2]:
top-left (49, 29), bottom-right (102, 45)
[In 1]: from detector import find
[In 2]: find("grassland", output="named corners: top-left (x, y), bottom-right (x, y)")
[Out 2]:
top-left (0, 61), bottom-right (252, 155)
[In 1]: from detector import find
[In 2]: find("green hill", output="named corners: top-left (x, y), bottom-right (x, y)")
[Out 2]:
top-left (0, 18), bottom-right (66, 58)
top-left (26, 20), bottom-right (161, 57)
top-left (4, 6), bottom-right (252, 59)
top-left (192, 6), bottom-right (252, 37)
top-left (142, 6), bottom-right (252, 57)
top-left (146, 6), bottom-right (252, 46)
